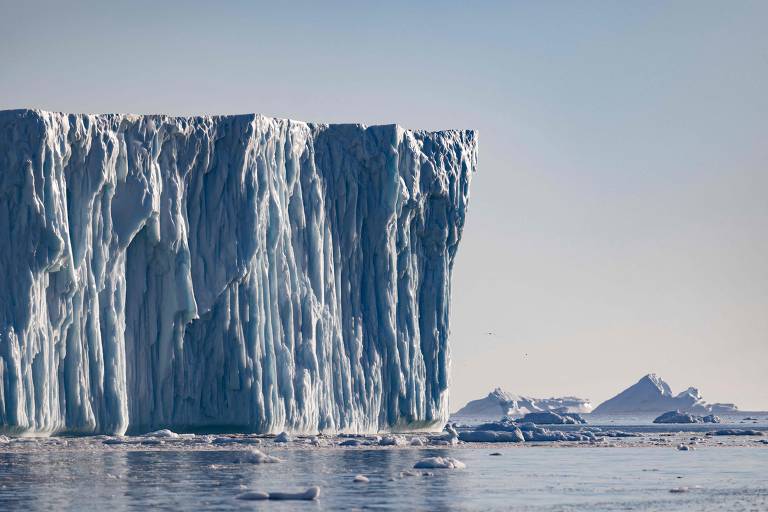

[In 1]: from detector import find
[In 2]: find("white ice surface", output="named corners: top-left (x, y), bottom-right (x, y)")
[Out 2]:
top-left (413, 456), bottom-right (466, 469)
top-left (593, 374), bottom-right (739, 414)
top-left (453, 388), bottom-right (593, 419)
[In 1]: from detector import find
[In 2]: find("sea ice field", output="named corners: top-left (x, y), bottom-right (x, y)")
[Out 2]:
top-left (1, 416), bottom-right (766, 511)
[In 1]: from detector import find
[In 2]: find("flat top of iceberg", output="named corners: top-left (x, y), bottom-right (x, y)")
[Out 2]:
top-left (0, 108), bottom-right (476, 137)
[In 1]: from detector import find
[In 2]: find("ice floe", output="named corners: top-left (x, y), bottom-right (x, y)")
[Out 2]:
top-left (653, 410), bottom-right (721, 424)
top-left (414, 457), bottom-right (466, 469)
top-left (236, 486), bottom-right (320, 501)
top-left (237, 448), bottom-right (282, 464)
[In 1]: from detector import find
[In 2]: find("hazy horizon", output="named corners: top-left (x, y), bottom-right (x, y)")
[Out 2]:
top-left (2, 0), bottom-right (766, 410)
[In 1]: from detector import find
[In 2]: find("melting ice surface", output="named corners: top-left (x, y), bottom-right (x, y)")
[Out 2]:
top-left (0, 109), bottom-right (476, 435)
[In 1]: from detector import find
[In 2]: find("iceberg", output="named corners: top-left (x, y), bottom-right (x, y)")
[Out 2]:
top-left (652, 410), bottom-right (720, 424)
top-left (519, 411), bottom-right (586, 425)
top-left (0, 109), bottom-right (476, 435)
top-left (593, 374), bottom-right (739, 415)
top-left (452, 388), bottom-right (593, 419)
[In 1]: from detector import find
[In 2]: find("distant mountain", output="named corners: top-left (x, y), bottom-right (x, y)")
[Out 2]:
top-left (452, 388), bottom-right (593, 419)
top-left (593, 374), bottom-right (739, 414)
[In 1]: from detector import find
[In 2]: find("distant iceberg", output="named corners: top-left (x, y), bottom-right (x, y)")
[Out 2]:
top-left (452, 388), bottom-right (593, 419)
top-left (593, 374), bottom-right (738, 415)
top-left (652, 410), bottom-right (720, 424)
top-left (0, 109), bottom-right (477, 435)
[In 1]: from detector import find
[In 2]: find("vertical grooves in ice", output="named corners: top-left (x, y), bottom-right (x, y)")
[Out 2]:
top-left (0, 110), bottom-right (476, 435)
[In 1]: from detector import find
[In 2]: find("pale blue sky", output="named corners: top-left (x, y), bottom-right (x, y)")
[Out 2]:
top-left (1, 0), bottom-right (766, 409)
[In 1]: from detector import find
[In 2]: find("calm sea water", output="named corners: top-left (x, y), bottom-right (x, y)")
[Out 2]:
top-left (1, 444), bottom-right (766, 511)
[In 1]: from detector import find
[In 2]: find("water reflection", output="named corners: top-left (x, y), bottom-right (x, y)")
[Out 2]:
top-left (0, 445), bottom-right (766, 511)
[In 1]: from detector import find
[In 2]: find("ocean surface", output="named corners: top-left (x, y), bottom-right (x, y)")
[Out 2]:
top-left (1, 415), bottom-right (766, 511)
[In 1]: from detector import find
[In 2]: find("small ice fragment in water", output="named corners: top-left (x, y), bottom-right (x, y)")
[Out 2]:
top-left (707, 429), bottom-right (763, 436)
top-left (235, 487), bottom-right (320, 501)
top-left (238, 448), bottom-right (282, 464)
top-left (379, 435), bottom-right (406, 446)
top-left (459, 430), bottom-right (524, 443)
top-left (490, 452), bottom-right (502, 456)
top-left (307, 436), bottom-right (327, 447)
top-left (677, 444), bottom-right (692, 451)
top-left (273, 432), bottom-right (291, 443)
top-left (102, 437), bottom-right (129, 445)
top-left (144, 429), bottom-right (179, 438)
top-left (669, 487), bottom-right (689, 493)
top-left (414, 457), bottom-right (466, 469)
top-left (410, 437), bottom-right (425, 446)
top-left (268, 487), bottom-right (321, 501)
top-left (236, 491), bottom-right (270, 500)
top-left (353, 475), bottom-right (369, 483)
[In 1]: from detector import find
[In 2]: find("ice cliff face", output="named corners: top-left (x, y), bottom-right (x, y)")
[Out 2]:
top-left (0, 109), bottom-right (476, 435)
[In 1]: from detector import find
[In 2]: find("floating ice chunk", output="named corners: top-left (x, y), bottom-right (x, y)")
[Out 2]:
top-left (353, 475), bottom-right (369, 483)
top-left (379, 435), bottom-right (406, 446)
top-left (413, 457), bottom-right (466, 469)
top-left (459, 429), bottom-right (524, 443)
top-left (215, 436), bottom-right (261, 445)
top-left (676, 444), bottom-right (693, 451)
top-left (669, 487), bottom-right (689, 493)
top-left (654, 411), bottom-right (703, 424)
top-left (339, 439), bottom-right (363, 447)
top-left (235, 491), bottom-right (270, 501)
top-left (429, 424), bottom-right (460, 445)
top-left (273, 432), bottom-right (291, 443)
top-left (410, 437), bottom-right (426, 446)
top-left (429, 438), bottom-right (459, 446)
top-left (475, 419), bottom-right (524, 432)
top-left (238, 449), bottom-right (282, 464)
top-left (103, 437), bottom-right (139, 445)
top-left (144, 429), bottom-right (179, 438)
top-left (706, 429), bottom-right (763, 436)
top-left (603, 430), bottom-right (641, 438)
top-left (268, 487), bottom-right (321, 501)
top-left (520, 412), bottom-right (585, 425)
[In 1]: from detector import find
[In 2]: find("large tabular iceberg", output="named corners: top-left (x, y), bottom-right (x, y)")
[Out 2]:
top-left (0, 109), bottom-right (476, 435)
top-left (452, 388), bottom-right (593, 420)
